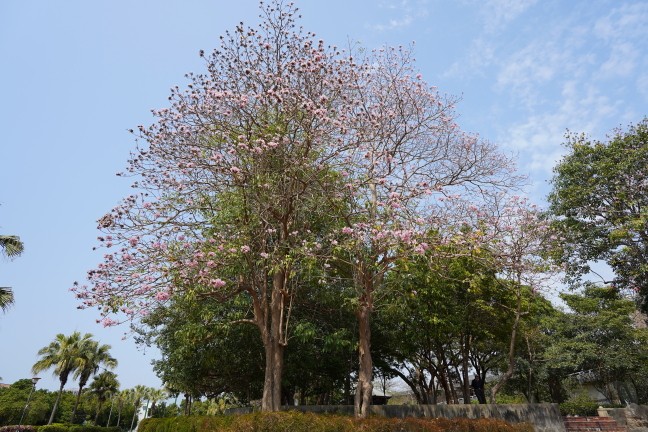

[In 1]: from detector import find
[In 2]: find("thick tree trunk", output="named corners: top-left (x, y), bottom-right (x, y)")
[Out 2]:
top-left (260, 270), bottom-right (286, 411)
top-left (261, 338), bottom-right (284, 411)
top-left (354, 303), bottom-right (373, 418)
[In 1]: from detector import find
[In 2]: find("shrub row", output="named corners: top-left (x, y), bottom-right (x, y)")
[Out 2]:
top-left (0, 426), bottom-right (120, 432)
top-left (559, 395), bottom-right (599, 416)
top-left (138, 412), bottom-right (534, 432)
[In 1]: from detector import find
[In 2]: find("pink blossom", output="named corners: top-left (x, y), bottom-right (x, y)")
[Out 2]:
top-left (342, 227), bottom-right (354, 234)
top-left (155, 291), bottom-right (170, 301)
top-left (100, 317), bottom-right (118, 327)
top-left (211, 278), bottom-right (226, 288)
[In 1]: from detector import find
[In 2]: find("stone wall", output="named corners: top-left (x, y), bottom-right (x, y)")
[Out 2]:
top-left (607, 404), bottom-right (648, 432)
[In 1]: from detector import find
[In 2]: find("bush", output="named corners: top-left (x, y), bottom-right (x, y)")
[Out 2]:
top-left (139, 412), bottom-right (534, 432)
top-left (559, 394), bottom-right (599, 416)
top-left (69, 427), bottom-right (121, 432)
top-left (33, 426), bottom-right (120, 432)
top-left (37, 425), bottom-right (69, 432)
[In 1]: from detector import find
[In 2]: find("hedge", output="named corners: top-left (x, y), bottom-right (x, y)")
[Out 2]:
top-left (138, 412), bottom-right (534, 432)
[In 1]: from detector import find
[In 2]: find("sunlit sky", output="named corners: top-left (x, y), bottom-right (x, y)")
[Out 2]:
top-left (1, 0), bottom-right (646, 392)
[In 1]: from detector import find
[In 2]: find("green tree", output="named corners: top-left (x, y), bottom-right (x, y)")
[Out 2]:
top-left (0, 379), bottom-right (51, 426)
top-left (378, 247), bottom-right (512, 404)
top-left (129, 385), bottom-right (148, 431)
top-left (545, 285), bottom-right (648, 404)
top-left (70, 340), bottom-right (117, 423)
top-left (549, 118), bottom-right (648, 312)
top-left (88, 371), bottom-right (119, 425)
top-left (32, 332), bottom-right (93, 424)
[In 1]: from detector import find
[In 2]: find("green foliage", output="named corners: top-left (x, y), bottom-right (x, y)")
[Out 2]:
top-left (31, 425), bottom-right (120, 432)
top-left (138, 412), bottom-right (533, 432)
top-left (549, 117), bottom-right (648, 312)
top-left (543, 285), bottom-right (648, 404)
top-left (36, 425), bottom-right (69, 432)
top-left (68, 426), bottom-right (120, 432)
top-left (559, 393), bottom-right (599, 416)
top-left (494, 394), bottom-right (527, 404)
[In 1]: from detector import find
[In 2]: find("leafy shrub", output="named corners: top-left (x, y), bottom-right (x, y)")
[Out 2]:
top-left (69, 427), bottom-right (121, 432)
top-left (37, 425), bottom-right (69, 432)
top-left (139, 412), bottom-right (534, 432)
top-left (559, 394), bottom-right (599, 416)
top-left (68, 427), bottom-right (120, 432)
top-left (494, 394), bottom-right (527, 404)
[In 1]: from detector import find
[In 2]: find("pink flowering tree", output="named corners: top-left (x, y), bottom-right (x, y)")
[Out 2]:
top-left (74, 1), bottom-right (359, 411)
top-left (482, 196), bottom-right (558, 402)
top-left (74, 0), bottom-right (524, 415)
top-left (321, 46), bottom-right (522, 416)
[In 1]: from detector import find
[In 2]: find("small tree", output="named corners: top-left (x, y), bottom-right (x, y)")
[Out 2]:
top-left (70, 340), bottom-right (117, 423)
top-left (88, 370), bottom-right (119, 425)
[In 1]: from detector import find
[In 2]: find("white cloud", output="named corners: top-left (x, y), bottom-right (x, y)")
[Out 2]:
top-left (501, 81), bottom-right (623, 182)
top-left (599, 42), bottom-right (637, 78)
top-left (370, 0), bottom-right (429, 31)
top-left (478, 0), bottom-right (539, 33)
top-left (594, 2), bottom-right (648, 42)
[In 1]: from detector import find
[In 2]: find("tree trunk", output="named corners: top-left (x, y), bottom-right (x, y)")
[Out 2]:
top-left (261, 337), bottom-right (284, 410)
top-left (71, 385), bottom-right (85, 423)
top-left (260, 270), bottom-right (287, 411)
top-left (354, 302), bottom-right (373, 418)
top-left (490, 290), bottom-right (522, 403)
top-left (48, 384), bottom-right (64, 425)
top-left (95, 399), bottom-right (105, 425)
top-left (461, 334), bottom-right (471, 403)
top-left (116, 400), bottom-right (122, 427)
top-left (129, 403), bottom-right (139, 431)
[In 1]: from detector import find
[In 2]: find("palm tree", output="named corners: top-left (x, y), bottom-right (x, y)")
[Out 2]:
top-left (145, 387), bottom-right (166, 418)
top-left (0, 287), bottom-right (14, 312)
top-left (115, 388), bottom-right (131, 428)
top-left (0, 234), bottom-right (23, 313)
top-left (70, 340), bottom-right (118, 423)
top-left (129, 385), bottom-right (148, 431)
top-left (32, 332), bottom-right (93, 424)
top-left (0, 235), bottom-right (24, 258)
top-left (88, 370), bottom-right (119, 425)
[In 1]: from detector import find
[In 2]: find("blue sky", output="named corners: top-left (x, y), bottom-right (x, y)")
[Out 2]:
top-left (1, 0), bottom-right (646, 392)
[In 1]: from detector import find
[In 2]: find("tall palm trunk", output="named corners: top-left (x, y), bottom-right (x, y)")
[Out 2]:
top-left (48, 383), bottom-right (65, 425)
top-left (129, 402), bottom-right (139, 431)
top-left (71, 383), bottom-right (86, 423)
top-left (116, 399), bottom-right (122, 427)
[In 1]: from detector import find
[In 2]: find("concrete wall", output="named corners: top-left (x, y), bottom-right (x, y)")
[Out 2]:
top-left (277, 403), bottom-right (565, 432)
top-left (607, 404), bottom-right (648, 432)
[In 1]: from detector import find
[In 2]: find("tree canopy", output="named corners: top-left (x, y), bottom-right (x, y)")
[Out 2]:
top-left (549, 118), bottom-right (648, 312)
